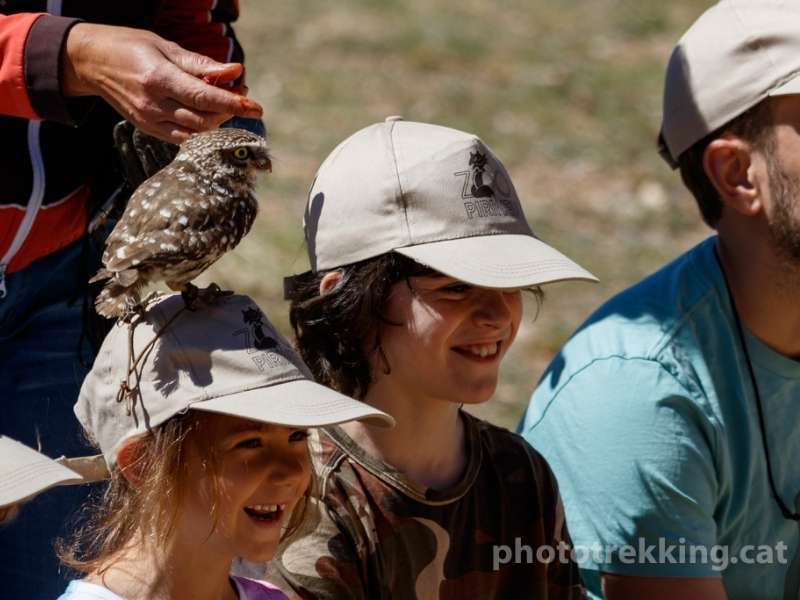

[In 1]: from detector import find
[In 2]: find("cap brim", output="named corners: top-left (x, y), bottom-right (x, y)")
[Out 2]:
top-left (0, 437), bottom-right (84, 508)
top-left (395, 234), bottom-right (597, 288)
top-left (769, 74), bottom-right (800, 98)
top-left (189, 379), bottom-right (395, 428)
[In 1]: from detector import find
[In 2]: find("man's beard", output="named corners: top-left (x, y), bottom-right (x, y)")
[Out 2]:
top-left (766, 155), bottom-right (800, 267)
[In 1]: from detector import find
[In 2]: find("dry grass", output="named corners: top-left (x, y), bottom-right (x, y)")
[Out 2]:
top-left (199, 0), bottom-right (715, 430)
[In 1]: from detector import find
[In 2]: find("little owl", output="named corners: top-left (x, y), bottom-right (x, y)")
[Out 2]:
top-left (92, 128), bottom-right (271, 318)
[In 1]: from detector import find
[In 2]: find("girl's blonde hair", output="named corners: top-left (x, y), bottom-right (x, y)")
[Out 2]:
top-left (57, 412), bottom-right (309, 575)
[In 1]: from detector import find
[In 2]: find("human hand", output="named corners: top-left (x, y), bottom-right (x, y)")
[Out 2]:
top-left (62, 23), bottom-right (263, 143)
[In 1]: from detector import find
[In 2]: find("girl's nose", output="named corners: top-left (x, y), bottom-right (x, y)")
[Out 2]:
top-left (265, 449), bottom-right (310, 487)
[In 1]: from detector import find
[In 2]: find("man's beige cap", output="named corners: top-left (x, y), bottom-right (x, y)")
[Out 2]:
top-left (76, 293), bottom-right (394, 469)
top-left (298, 117), bottom-right (596, 288)
top-left (660, 0), bottom-right (800, 167)
top-left (0, 437), bottom-right (83, 509)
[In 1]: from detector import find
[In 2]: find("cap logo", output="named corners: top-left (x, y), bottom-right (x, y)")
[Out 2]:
top-left (453, 150), bottom-right (516, 220)
top-left (233, 306), bottom-right (289, 371)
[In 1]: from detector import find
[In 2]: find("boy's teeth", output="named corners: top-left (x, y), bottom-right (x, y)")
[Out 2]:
top-left (465, 343), bottom-right (498, 357)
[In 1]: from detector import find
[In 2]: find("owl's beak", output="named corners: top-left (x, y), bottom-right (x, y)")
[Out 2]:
top-left (254, 153), bottom-right (272, 172)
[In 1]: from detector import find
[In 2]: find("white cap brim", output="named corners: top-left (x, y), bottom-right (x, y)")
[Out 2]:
top-left (0, 437), bottom-right (84, 508)
top-left (395, 233), bottom-right (597, 289)
top-left (189, 379), bottom-right (395, 428)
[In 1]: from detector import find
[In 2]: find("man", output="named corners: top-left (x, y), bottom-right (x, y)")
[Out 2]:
top-left (0, 3), bottom-right (263, 597)
top-left (519, 1), bottom-right (800, 599)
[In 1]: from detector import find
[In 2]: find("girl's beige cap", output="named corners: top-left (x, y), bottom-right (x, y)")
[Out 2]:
top-left (0, 437), bottom-right (83, 508)
top-left (660, 0), bottom-right (800, 167)
top-left (299, 117), bottom-right (596, 288)
top-left (75, 293), bottom-right (394, 469)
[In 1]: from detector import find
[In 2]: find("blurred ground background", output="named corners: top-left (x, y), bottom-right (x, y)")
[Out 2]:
top-left (199, 0), bottom-right (713, 430)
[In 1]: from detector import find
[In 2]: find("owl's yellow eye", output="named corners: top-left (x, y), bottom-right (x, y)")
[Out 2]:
top-left (233, 147), bottom-right (250, 160)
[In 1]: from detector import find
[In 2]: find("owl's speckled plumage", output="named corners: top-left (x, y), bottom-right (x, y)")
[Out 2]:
top-left (92, 128), bottom-right (271, 318)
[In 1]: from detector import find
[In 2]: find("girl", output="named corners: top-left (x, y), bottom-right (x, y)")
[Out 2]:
top-left (56, 292), bottom-right (392, 600)
top-left (276, 118), bottom-right (595, 599)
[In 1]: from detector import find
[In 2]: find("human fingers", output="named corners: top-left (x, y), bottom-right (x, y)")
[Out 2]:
top-left (201, 64), bottom-right (244, 87)
top-left (164, 99), bottom-right (229, 132)
top-left (135, 120), bottom-right (196, 145)
top-left (159, 62), bottom-right (262, 118)
top-left (165, 43), bottom-right (243, 82)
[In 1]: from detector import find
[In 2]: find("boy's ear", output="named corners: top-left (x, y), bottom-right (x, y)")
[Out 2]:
top-left (319, 271), bottom-right (342, 295)
top-left (116, 438), bottom-right (147, 487)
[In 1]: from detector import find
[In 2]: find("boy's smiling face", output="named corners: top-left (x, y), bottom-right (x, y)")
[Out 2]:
top-left (177, 413), bottom-right (311, 563)
top-left (370, 274), bottom-right (522, 406)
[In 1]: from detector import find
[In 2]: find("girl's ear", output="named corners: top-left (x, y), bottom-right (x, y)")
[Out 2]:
top-left (319, 271), bottom-right (342, 295)
top-left (116, 438), bottom-right (147, 487)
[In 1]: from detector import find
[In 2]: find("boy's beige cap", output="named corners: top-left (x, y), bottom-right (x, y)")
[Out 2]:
top-left (660, 0), bottom-right (800, 167)
top-left (0, 436), bottom-right (83, 508)
top-left (76, 293), bottom-right (394, 469)
top-left (300, 117), bottom-right (596, 288)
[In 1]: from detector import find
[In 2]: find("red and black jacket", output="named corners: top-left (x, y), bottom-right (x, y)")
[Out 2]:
top-left (0, 1), bottom-right (245, 279)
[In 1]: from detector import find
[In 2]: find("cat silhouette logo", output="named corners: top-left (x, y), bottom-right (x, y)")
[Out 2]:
top-left (241, 307), bottom-right (278, 350)
top-left (233, 306), bottom-right (290, 372)
top-left (453, 149), bottom-right (516, 220)
top-left (467, 151), bottom-right (494, 198)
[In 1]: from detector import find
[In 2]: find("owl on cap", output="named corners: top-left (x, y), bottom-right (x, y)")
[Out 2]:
top-left (91, 128), bottom-right (271, 318)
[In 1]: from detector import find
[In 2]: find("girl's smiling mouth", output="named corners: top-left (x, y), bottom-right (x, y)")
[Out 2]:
top-left (244, 503), bottom-right (287, 525)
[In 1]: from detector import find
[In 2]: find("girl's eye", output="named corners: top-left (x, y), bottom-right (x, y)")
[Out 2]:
top-left (441, 284), bottom-right (471, 294)
top-left (289, 430), bottom-right (310, 443)
top-left (235, 437), bottom-right (262, 449)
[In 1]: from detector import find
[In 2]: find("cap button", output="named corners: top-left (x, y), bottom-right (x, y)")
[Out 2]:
top-left (385, 115), bottom-right (404, 122)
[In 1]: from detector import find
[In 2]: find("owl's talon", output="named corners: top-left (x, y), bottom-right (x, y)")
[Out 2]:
top-left (141, 291), bottom-right (160, 306)
top-left (180, 283), bottom-right (200, 311)
top-left (181, 282), bottom-right (231, 311)
top-left (120, 301), bottom-right (147, 324)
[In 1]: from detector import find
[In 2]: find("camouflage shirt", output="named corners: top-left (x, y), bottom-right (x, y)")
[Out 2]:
top-left (272, 411), bottom-right (585, 600)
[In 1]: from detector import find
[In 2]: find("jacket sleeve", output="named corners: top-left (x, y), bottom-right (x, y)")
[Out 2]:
top-left (154, 0), bottom-right (245, 83)
top-left (0, 12), bottom-right (87, 123)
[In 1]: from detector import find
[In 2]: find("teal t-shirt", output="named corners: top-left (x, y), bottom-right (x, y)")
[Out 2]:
top-left (519, 237), bottom-right (800, 600)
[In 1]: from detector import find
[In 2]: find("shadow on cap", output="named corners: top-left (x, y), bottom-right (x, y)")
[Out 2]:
top-left (76, 292), bottom-right (394, 469)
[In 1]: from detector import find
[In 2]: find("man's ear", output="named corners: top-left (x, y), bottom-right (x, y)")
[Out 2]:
top-left (116, 438), bottom-right (147, 487)
top-left (319, 271), bottom-right (342, 296)
top-left (703, 136), bottom-right (763, 217)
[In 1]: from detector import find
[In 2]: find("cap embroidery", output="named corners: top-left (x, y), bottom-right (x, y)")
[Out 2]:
top-left (233, 306), bottom-right (290, 371)
top-left (453, 151), bottom-right (516, 220)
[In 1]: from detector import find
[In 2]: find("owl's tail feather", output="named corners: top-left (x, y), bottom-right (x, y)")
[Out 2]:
top-left (95, 279), bottom-right (141, 319)
top-left (89, 268), bottom-right (111, 284)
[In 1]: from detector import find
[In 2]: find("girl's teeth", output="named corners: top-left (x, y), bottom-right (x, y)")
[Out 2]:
top-left (466, 343), bottom-right (498, 357)
top-left (248, 504), bottom-right (280, 513)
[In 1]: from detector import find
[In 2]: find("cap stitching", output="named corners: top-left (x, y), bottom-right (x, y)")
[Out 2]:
top-left (188, 373), bottom-right (309, 404)
top-left (0, 461), bottom-right (73, 490)
top-left (729, 0), bottom-right (779, 71)
top-left (395, 229), bottom-right (534, 249)
top-left (765, 68), bottom-right (800, 96)
top-left (386, 120), bottom-right (413, 246)
top-left (445, 257), bottom-right (583, 274)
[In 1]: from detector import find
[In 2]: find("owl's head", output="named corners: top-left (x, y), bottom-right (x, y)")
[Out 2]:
top-left (176, 128), bottom-right (271, 175)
